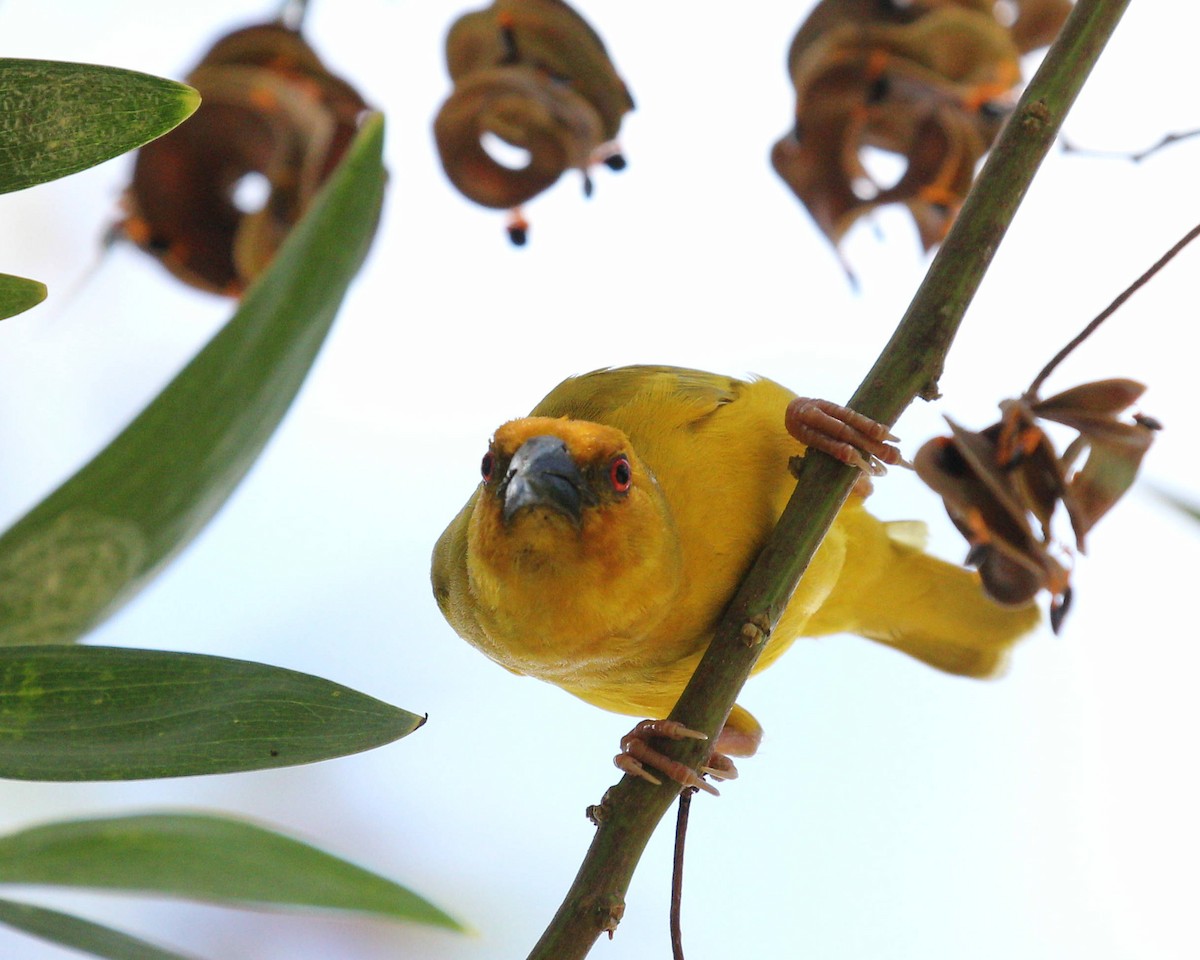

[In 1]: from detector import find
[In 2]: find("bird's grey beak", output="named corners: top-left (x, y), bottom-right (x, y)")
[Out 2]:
top-left (502, 435), bottom-right (593, 524)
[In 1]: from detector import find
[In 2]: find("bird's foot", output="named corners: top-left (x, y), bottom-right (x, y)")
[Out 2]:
top-left (785, 397), bottom-right (908, 476)
top-left (614, 719), bottom-right (736, 797)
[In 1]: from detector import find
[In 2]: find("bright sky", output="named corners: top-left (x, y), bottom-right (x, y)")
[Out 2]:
top-left (1, 2), bottom-right (1198, 959)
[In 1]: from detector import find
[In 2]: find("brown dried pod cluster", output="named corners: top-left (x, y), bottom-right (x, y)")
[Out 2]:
top-left (433, 0), bottom-right (634, 245)
top-left (772, 0), bottom-right (1071, 263)
top-left (915, 379), bottom-right (1158, 631)
top-left (120, 20), bottom-right (371, 296)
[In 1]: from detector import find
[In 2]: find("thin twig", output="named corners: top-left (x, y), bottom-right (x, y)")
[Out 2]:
top-left (1026, 221), bottom-right (1200, 396)
top-left (525, 4), bottom-right (1132, 958)
top-left (670, 788), bottom-right (697, 960)
top-left (1062, 128), bottom-right (1200, 163)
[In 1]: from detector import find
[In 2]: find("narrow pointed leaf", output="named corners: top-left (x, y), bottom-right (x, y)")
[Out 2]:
top-left (0, 273), bottom-right (47, 321)
top-left (0, 897), bottom-right (197, 960)
top-left (0, 59), bottom-right (199, 194)
top-left (0, 813), bottom-right (463, 930)
top-left (0, 645), bottom-right (422, 781)
top-left (0, 114), bottom-right (386, 646)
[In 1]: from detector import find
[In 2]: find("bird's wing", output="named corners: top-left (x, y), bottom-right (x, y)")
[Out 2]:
top-left (530, 365), bottom-right (743, 429)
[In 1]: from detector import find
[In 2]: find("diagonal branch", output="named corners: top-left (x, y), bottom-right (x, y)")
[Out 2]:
top-left (526, 2), bottom-right (1132, 957)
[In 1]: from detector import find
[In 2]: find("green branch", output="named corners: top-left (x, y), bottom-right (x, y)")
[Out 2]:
top-left (525, 1), bottom-right (1132, 958)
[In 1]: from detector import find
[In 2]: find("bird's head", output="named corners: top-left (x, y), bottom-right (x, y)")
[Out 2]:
top-left (465, 416), bottom-right (683, 645)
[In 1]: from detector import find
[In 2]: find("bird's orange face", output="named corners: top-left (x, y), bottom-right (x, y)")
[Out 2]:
top-left (464, 416), bottom-right (684, 666)
top-left (474, 417), bottom-right (637, 566)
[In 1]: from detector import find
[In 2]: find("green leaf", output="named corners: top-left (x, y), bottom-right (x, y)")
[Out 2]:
top-left (0, 114), bottom-right (386, 646)
top-left (0, 273), bottom-right (47, 321)
top-left (0, 645), bottom-right (423, 781)
top-left (0, 59), bottom-right (199, 194)
top-left (0, 813), bottom-right (463, 930)
top-left (0, 897), bottom-right (197, 960)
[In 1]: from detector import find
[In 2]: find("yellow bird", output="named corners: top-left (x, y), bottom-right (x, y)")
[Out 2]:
top-left (432, 365), bottom-right (1038, 787)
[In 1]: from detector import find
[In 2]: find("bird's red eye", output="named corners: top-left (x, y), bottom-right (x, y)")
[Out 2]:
top-left (609, 456), bottom-right (632, 493)
top-left (481, 451), bottom-right (494, 482)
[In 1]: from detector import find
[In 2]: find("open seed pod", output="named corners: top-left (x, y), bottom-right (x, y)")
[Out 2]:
top-left (121, 20), bottom-right (371, 296)
top-left (915, 378), bottom-right (1158, 631)
top-left (434, 0), bottom-right (633, 244)
top-left (433, 65), bottom-right (604, 211)
top-left (773, 0), bottom-right (1070, 267)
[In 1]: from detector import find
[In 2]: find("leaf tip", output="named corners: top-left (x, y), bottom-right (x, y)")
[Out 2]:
top-left (174, 82), bottom-right (202, 125)
top-left (0, 274), bottom-right (48, 321)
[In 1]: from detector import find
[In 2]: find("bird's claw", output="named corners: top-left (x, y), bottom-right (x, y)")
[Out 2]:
top-left (700, 753), bottom-right (739, 781)
top-left (785, 397), bottom-right (908, 475)
top-left (615, 719), bottom-right (724, 796)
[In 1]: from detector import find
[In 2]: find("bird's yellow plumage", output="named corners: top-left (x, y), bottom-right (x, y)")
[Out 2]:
top-left (432, 365), bottom-right (1038, 742)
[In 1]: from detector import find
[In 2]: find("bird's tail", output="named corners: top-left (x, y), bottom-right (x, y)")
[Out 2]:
top-left (807, 501), bottom-right (1041, 678)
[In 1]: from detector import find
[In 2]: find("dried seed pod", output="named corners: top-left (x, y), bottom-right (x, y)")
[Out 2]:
top-left (434, 0), bottom-right (633, 243)
top-left (1001, 0), bottom-right (1077, 54)
top-left (773, 0), bottom-right (1069, 268)
top-left (915, 419), bottom-right (1070, 611)
top-left (121, 21), bottom-right (371, 296)
top-left (915, 379), bottom-right (1157, 630)
top-left (1029, 380), bottom-right (1158, 545)
top-left (433, 65), bottom-right (604, 210)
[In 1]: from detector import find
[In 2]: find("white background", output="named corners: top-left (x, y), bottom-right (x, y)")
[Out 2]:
top-left (1, 2), bottom-right (1198, 958)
